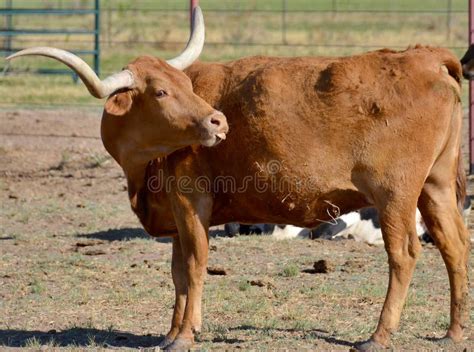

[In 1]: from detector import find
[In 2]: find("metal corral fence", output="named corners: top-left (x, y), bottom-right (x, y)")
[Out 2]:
top-left (1, 1), bottom-right (468, 70)
top-left (2, 0), bottom-right (100, 75)
top-left (0, 0), bottom-right (472, 170)
top-left (0, 0), bottom-right (469, 106)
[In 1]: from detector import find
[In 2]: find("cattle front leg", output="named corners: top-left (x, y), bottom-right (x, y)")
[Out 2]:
top-left (356, 199), bottom-right (421, 350)
top-left (164, 193), bottom-right (212, 351)
top-left (158, 236), bottom-right (188, 349)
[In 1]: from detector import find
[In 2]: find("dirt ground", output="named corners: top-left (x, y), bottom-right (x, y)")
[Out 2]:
top-left (0, 109), bottom-right (473, 351)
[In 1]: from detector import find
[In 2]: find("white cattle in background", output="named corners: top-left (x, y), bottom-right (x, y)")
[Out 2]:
top-left (310, 208), bottom-right (427, 245)
top-left (225, 197), bottom-right (471, 245)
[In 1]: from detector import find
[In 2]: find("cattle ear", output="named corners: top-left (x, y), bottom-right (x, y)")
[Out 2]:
top-left (105, 91), bottom-right (133, 116)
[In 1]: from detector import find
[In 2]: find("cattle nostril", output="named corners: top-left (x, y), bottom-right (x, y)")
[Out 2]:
top-left (210, 117), bottom-right (221, 127)
top-left (205, 112), bottom-right (228, 134)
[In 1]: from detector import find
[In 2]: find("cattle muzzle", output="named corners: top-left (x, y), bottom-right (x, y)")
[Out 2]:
top-left (200, 111), bottom-right (229, 147)
top-left (460, 45), bottom-right (474, 80)
top-left (462, 62), bottom-right (474, 80)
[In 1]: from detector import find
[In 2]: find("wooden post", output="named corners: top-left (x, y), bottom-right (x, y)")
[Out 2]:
top-left (446, 0), bottom-right (452, 41)
top-left (94, 0), bottom-right (100, 76)
top-left (282, 0), bottom-right (287, 44)
top-left (470, 0), bottom-right (474, 174)
top-left (5, 0), bottom-right (12, 55)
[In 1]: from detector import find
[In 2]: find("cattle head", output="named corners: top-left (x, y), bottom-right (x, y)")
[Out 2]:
top-left (6, 7), bottom-right (228, 169)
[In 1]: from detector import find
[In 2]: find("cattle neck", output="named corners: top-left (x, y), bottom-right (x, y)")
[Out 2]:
top-left (118, 148), bottom-right (174, 210)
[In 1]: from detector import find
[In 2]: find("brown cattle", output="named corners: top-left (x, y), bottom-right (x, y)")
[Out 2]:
top-left (7, 15), bottom-right (469, 351)
top-left (180, 50), bottom-right (469, 350)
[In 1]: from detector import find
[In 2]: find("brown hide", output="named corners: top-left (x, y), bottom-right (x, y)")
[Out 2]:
top-left (121, 45), bottom-right (470, 350)
top-left (134, 46), bottom-right (461, 235)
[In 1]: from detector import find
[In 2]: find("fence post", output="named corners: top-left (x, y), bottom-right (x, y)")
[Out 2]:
top-left (470, 0), bottom-right (474, 174)
top-left (282, 0), bottom-right (287, 44)
top-left (5, 0), bottom-right (13, 55)
top-left (446, 0), bottom-right (452, 41)
top-left (106, 5), bottom-right (111, 48)
top-left (94, 0), bottom-right (100, 76)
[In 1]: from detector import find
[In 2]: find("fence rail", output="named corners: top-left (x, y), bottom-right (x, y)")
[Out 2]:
top-left (1, 0), bottom-right (100, 75)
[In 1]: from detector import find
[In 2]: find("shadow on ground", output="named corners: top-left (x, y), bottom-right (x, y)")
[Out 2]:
top-left (77, 227), bottom-right (228, 243)
top-left (76, 227), bottom-right (172, 243)
top-left (0, 328), bottom-right (163, 348)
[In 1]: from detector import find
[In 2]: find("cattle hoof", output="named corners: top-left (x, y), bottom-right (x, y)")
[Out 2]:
top-left (157, 335), bottom-right (175, 350)
top-left (350, 339), bottom-right (390, 351)
top-left (163, 337), bottom-right (193, 351)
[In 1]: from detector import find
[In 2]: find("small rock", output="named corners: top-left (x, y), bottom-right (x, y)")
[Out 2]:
top-left (249, 279), bottom-right (275, 289)
top-left (75, 242), bottom-right (90, 248)
top-left (207, 266), bottom-right (227, 275)
top-left (249, 279), bottom-right (265, 287)
top-left (313, 260), bottom-right (334, 273)
top-left (83, 249), bottom-right (106, 256)
top-left (75, 240), bottom-right (103, 247)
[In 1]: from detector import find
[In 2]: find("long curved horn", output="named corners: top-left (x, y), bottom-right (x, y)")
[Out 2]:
top-left (166, 6), bottom-right (205, 70)
top-left (6, 47), bottom-right (134, 99)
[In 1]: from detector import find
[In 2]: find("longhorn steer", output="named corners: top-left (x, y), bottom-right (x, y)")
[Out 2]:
top-left (146, 47), bottom-right (470, 351)
top-left (8, 19), bottom-right (469, 351)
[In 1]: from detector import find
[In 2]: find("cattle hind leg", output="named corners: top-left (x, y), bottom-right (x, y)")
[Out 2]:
top-left (356, 194), bottom-right (422, 350)
top-left (417, 177), bottom-right (470, 343)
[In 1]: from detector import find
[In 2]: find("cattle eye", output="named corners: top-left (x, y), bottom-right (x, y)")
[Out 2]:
top-left (156, 90), bottom-right (168, 98)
